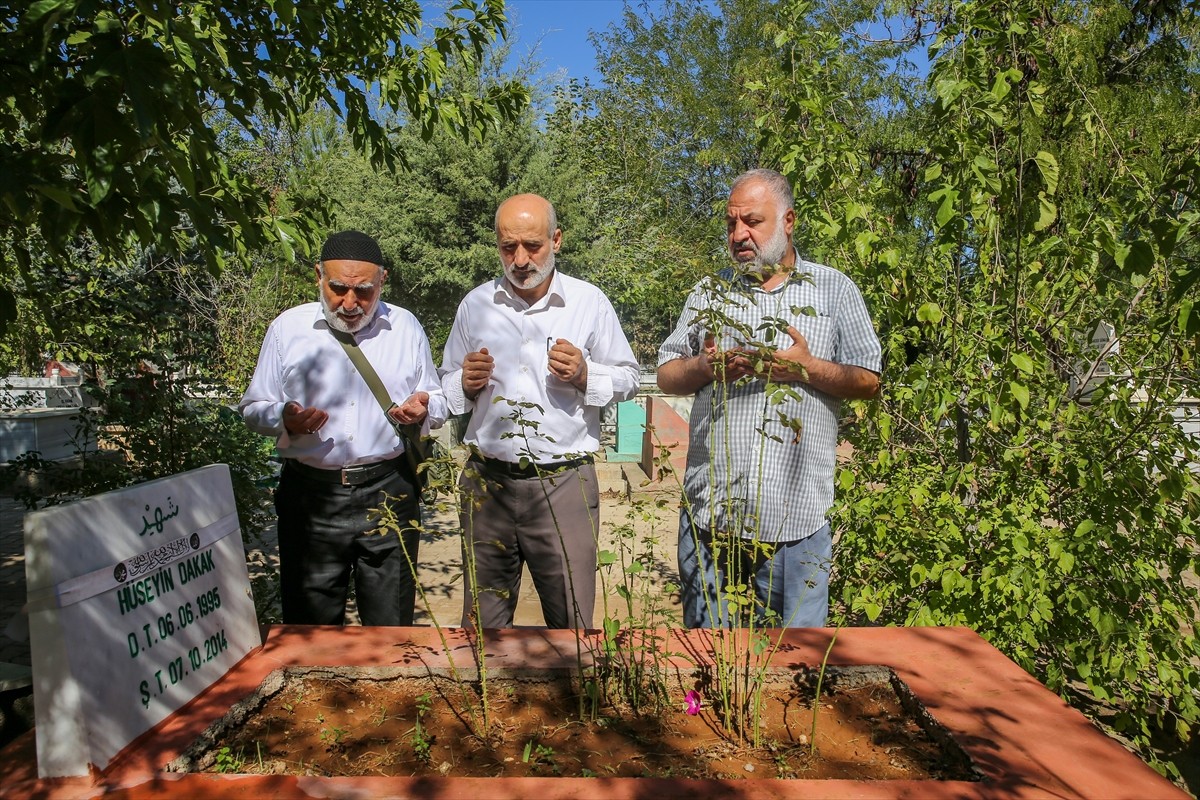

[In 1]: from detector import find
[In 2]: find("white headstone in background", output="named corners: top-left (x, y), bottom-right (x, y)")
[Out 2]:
top-left (24, 464), bottom-right (261, 778)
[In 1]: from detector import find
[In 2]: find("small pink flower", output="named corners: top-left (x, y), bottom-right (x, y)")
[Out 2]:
top-left (684, 690), bottom-right (702, 715)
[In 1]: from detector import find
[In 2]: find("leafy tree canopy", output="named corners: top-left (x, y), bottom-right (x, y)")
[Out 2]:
top-left (0, 0), bottom-right (529, 333)
top-left (742, 0), bottom-right (1199, 777)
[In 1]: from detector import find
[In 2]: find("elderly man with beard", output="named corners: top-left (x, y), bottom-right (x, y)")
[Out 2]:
top-left (657, 169), bottom-right (882, 629)
top-left (441, 194), bottom-right (639, 629)
top-left (241, 230), bottom-right (445, 626)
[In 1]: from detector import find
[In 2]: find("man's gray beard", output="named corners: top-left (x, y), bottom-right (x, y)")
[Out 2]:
top-left (321, 293), bottom-right (371, 334)
top-left (503, 250), bottom-right (555, 292)
top-left (734, 222), bottom-right (790, 277)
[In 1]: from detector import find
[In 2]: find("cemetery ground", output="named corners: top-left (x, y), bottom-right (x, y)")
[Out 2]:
top-left (1, 459), bottom-right (1199, 793)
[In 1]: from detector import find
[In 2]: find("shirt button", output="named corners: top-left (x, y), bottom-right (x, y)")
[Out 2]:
top-left (521, 366), bottom-right (528, 373)
top-left (349, 435), bottom-right (355, 441)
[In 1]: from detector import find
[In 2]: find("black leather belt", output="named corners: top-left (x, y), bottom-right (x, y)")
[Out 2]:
top-left (286, 456), bottom-right (402, 486)
top-left (472, 454), bottom-right (593, 480)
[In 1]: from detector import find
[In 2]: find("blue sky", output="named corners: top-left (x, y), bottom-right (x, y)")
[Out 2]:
top-left (426, 2), bottom-right (928, 87)
top-left (498, 0), bottom-right (633, 85)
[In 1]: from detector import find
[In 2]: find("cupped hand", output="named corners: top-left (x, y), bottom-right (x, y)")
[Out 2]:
top-left (283, 401), bottom-right (328, 435)
top-left (462, 348), bottom-right (495, 399)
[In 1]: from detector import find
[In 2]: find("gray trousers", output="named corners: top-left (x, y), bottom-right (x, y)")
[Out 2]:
top-left (458, 461), bottom-right (599, 629)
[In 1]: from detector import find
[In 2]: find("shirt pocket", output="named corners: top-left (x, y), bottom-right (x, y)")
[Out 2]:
top-left (789, 314), bottom-right (835, 362)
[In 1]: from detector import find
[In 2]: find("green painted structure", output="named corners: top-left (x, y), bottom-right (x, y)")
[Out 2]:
top-left (606, 400), bottom-right (645, 462)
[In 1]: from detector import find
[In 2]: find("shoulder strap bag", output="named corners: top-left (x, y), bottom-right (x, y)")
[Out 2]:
top-left (329, 328), bottom-right (433, 495)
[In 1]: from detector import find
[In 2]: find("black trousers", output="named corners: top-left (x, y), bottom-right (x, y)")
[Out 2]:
top-left (275, 462), bottom-right (421, 626)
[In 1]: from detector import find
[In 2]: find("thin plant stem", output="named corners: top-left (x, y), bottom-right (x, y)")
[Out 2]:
top-left (809, 627), bottom-right (840, 758)
top-left (377, 489), bottom-right (486, 737)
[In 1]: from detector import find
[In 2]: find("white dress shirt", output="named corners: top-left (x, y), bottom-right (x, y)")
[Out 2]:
top-left (441, 272), bottom-right (640, 463)
top-left (240, 301), bottom-right (446, 469)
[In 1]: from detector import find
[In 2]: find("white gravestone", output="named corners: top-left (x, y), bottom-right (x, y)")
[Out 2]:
top-left (24, 464), bottom-right (261, 778)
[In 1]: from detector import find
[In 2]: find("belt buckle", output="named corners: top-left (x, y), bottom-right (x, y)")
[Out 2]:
top-left (341, 463), bottom-right (375, 486)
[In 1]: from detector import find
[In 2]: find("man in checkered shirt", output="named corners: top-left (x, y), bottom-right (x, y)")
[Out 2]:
top-left (657, 169), bottom-right (882, 628)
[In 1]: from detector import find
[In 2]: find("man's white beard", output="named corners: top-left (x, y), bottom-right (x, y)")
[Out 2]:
top-left (321, 292), bottom-right (372, 334)
top-left (503, 250), bottom-right (555, 292)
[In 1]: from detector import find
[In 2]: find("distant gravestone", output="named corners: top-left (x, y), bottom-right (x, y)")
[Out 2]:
top-left (24, 464), bottom-right (261, 778)
top-left (607, 400), bottom-right (646, 463)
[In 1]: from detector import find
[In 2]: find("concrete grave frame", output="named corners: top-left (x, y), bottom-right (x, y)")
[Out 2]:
top-left (0, 625), bottom-right (1185, 798)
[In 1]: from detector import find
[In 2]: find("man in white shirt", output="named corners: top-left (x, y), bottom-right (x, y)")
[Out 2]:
top-left (241, 230), bottom-right (446, 626)
top-left (441, 194), bottom-right (639, 629)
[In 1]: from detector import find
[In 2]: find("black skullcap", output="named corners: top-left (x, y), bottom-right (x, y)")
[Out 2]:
top-left (320, 230), bottom-right (384, 265)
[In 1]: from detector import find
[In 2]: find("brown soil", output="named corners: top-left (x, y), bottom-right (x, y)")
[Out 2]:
top-left (176, 666), bottom-right (978, 781)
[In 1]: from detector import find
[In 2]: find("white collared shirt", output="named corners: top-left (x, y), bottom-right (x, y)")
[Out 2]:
top-left (240, 302), bottom-right (446, 469)
top-left (441, 271), bottom-right (640, 463)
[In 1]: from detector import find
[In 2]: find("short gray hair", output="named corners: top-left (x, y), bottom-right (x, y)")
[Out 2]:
top-left (730, 168), bottom-right (794, 211)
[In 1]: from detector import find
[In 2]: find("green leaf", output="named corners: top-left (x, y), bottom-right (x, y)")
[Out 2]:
top-left (941, 570), bottom-right (958, 594)
top-left (22, 0), bottom-right (71, 23)
top-left (853, 230), bottom-right (878, 260)
top-left (990, 71), bottom-right (1013, 101)
top-left (173, 35), bottom-right (197, 71)
top-left (934, 77), bottom-right (967, 105)
top-left (597, 550), bottom-right (618, 566)
top-left (1010, 381), bottom-right (1030, 410)
top-left (916, 302), bottom-right (944, 324)
top-left (1178, 299), bottom-right (1194, 335)
top-left (973, 154), bottom-right (998, 172)
top-left (1034, 192), bottom-right (1057, 232)
top-left (935, 189), bottom-right (959, 228)
top-left (34, 184), bottom-right (79, 211)
top-left (1034, 151), bottom-right (1059, 195)
top-left (1010, 353), bottom-right (1033, 374)
top-left (1115, 240), bottom-right (1154, 274)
